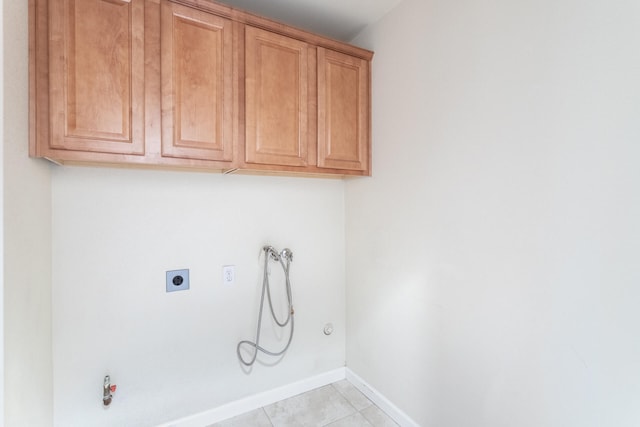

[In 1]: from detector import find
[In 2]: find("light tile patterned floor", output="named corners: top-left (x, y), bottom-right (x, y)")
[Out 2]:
top-left (210, 380), bottom-right (398, 427)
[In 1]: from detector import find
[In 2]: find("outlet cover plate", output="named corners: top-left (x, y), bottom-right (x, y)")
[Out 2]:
top-left (223, 265), bottom-right (235, 285)
top-left (166, 269), bottom-right (190, 292)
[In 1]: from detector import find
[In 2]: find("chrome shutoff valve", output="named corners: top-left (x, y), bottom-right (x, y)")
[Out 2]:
top-left (103, 375), bottom-right (117, 406)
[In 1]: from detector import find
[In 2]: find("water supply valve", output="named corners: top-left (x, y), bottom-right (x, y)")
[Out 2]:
top-left (103, 375), bottom-right (117, 406)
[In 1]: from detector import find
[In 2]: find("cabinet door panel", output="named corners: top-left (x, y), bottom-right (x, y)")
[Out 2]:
top-left (317, 48), bottom-right (369, 172)
top-left (49, 0), bottom-right (145, 154)
top-left (161, 2), bottom-right (233, 161)
top-left (245, 27), bottom-right (309, 167)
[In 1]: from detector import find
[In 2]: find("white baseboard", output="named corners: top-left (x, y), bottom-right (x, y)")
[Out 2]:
top-left (159, 368), bottom-right (346, 427)
top-left (159, 367), bottom-right (419, 427)
top-left (345, 368), bottom-right (420, 427)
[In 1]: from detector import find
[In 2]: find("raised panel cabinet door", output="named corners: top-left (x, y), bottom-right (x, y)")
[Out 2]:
top-left (161, 1), bottom-right (233, 161)
top-left (245, 26), bottom-right (310, 167)
top-left (317, 48), bottom-right (370, 172)
top-left (49, 0), bottom-right (145, 155)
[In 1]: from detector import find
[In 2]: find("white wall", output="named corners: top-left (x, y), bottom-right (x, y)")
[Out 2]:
top-left (346, 0), bottom-right (640, 426)
top-left (3, 0), bottom-right (54, 425)
top-left (52, 168), bottom-right (346, 426)
top-left (0, 0), bottom-right (4, 419)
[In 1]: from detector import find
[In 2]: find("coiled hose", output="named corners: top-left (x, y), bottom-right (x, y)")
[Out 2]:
top-left (237, 246), bottom-right (294, 366)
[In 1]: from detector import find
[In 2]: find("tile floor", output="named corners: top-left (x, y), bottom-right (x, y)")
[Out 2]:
top-left (210, 380), bottom-right (398, 427)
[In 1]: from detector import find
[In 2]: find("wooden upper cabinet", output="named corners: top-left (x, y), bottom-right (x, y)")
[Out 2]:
top-left (317, 48), bottom-right (370, 172)
top-left (48, 0), bottom-right (145, 155)
top-left (31, 0), bottom-right (372, 175)
top-left (161, 1), bottom-right (233, 162)
top-left (244, 26), bottom-right (312, 168)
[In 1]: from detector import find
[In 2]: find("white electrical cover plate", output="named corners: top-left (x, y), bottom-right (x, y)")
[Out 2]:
top-left (223, 265), bottom-right (235, 285)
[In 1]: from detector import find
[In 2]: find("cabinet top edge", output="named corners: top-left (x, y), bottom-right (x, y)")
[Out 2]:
top-left (168, 0), bottom-right (374, 60)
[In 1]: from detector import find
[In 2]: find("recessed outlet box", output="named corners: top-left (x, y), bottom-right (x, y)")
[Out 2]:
top-left (166, 269), bottom-right (190, 292)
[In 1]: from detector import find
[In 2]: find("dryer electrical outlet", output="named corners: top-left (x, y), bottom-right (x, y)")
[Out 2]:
top-left (166, 269), bottom-right (190, 292)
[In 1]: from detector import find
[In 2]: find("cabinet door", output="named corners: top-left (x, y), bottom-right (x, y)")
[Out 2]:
top-left (245, 27), bottom-right (310, 167)
top-left (49, 0), bottom-right (145, 155)
top-left (161, 2), bottom-right (233, 161)
top-left (317, 48), bottom-right (369, 172)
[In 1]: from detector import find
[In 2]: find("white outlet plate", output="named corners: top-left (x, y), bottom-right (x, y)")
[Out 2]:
top-left (223, 265), bottom-right (235, 285)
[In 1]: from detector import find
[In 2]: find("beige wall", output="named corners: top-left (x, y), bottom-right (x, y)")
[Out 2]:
top-left (11, 0), bottom-right (640, 425)
top-left (3, 0), bottom-right (54, 425)
top-left (347, 0), bottom-right (640, 425)
top-left (0, 0), bottom-right (4, 419)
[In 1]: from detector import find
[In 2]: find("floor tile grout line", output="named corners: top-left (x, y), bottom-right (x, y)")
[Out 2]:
top-left (330, 382), bottom-right (359, 412)
top-left (332, 379), bottom-right (374, 412)
top-left (320, 384), bottom-right (356, 427)
top-left (321, 405), bottom-right (357, 427)
top-left (260, 407), bottom-right (275, 427)
top-left (323, 382), bottom-right (374, 427)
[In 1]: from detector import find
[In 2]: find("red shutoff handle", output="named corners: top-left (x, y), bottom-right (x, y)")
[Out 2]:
top-left (110, 385), bottom-right (117, 393)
